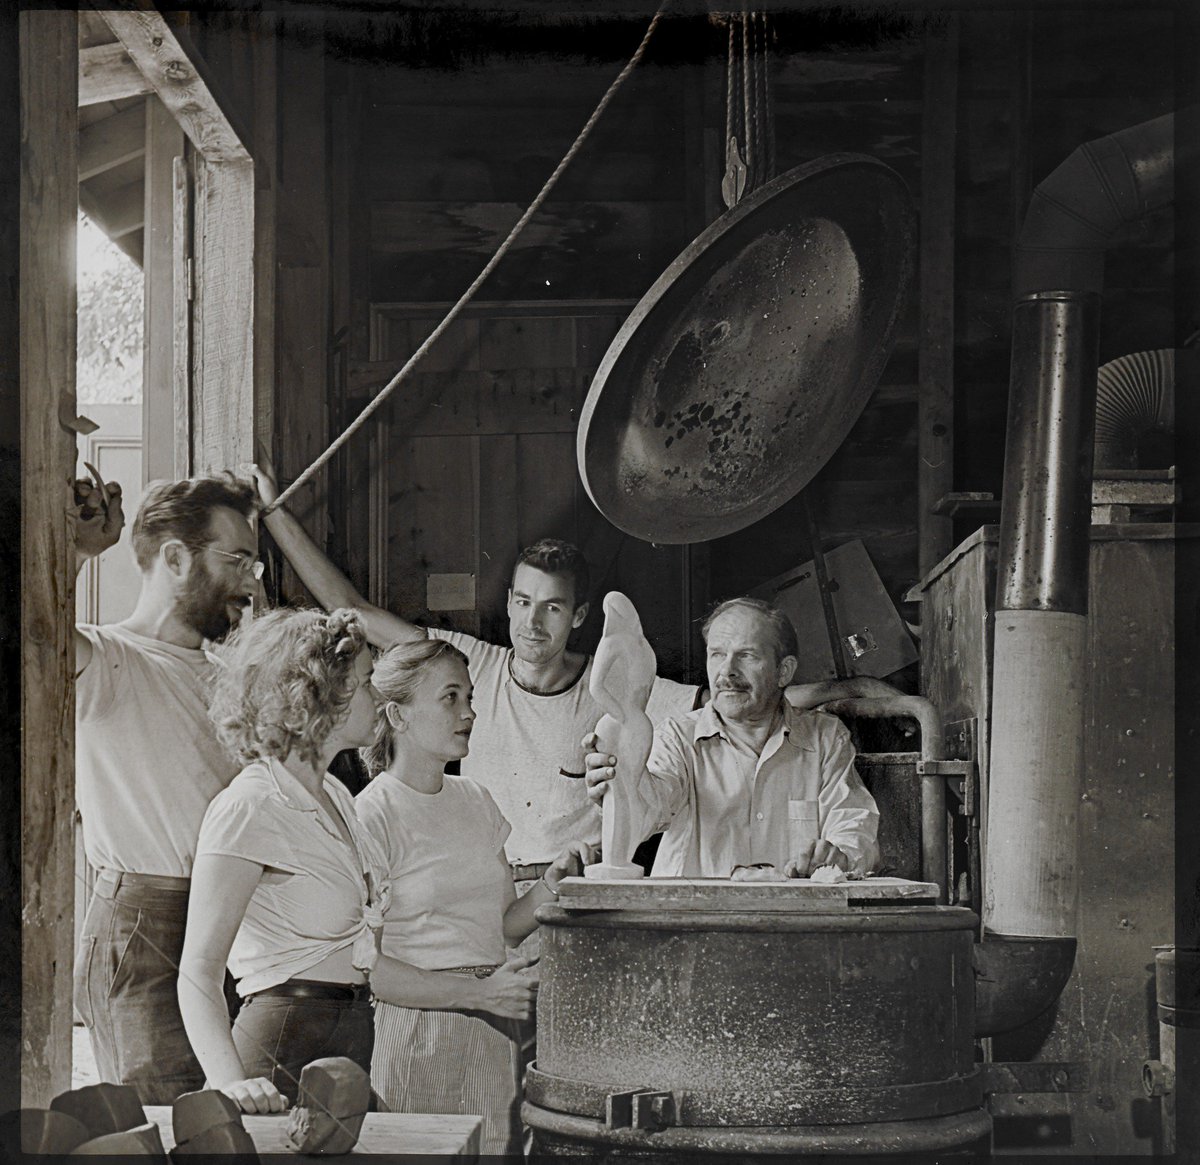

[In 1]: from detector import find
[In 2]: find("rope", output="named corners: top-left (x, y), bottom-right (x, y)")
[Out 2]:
top-left (740, 9), bottom-right (753, 184)
top-left (266, 6), bottom-right (667, 516)
top-left (725, 15), bottom-right (735, 153)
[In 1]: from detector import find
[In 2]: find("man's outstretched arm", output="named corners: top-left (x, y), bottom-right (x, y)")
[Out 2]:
top-left (251, 463), bottom-right (421, 651)
top-left (784, 674), bottom-right (903, 710)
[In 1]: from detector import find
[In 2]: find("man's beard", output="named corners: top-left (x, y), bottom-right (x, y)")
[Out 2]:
top-left (177, 560), bottom-right (248, 641)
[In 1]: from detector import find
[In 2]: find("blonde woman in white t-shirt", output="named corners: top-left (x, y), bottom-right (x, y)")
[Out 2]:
top-left (178, 607), bottom-right (390, 1112)
top-left (355, 637), bottom-right (592, 1158)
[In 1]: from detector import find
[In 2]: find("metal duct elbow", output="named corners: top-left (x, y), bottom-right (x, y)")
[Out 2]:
top-left (1013, 113), bottom-right (1174, 300)
top-left (1094, 348), bottom-right (1176, 471)
top-left (983, 111), bottom-right (1176, 1029)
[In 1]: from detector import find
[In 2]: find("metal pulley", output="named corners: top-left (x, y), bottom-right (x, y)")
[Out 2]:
top-left (577, 152), bottom-right (916, 544)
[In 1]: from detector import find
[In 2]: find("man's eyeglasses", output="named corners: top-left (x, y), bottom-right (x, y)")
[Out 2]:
top-left (206, 546), bottom-right (265, 580)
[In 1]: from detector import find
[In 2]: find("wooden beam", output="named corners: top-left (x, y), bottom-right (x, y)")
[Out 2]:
top-left (917, 16), bottom-right (959, 578)
top-left (92, 177), bottom-right (145, 238)
top-left (97, 6), bottom-right (249, 163)
top-left (142, 96), bottom-right (185, 481)
top-left (77, 182), bottom-right (142, 250)
top-left (78, 101), bottom-right (145, 181)
top-left (172, 157), bottom-right (191, 475)
top-left (20, 5), bottom-right (79, 1107)
top-left (78, 41), bottom-right (151, 106)
top-left (252, 19), bottom-right (277, 491)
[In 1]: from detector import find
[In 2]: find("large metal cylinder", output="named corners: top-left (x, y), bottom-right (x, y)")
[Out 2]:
top-left (524, 890), bottom-right (990, 1158)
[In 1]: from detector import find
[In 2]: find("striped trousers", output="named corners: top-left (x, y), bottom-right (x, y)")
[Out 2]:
top-left (372, 999), bottom-right (523, 1157)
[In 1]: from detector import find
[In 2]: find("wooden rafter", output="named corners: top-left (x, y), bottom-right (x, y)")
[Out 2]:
top-left (78, 101), bottom-right (146, 180)
top-left (79, 177), bottom-right (143, 238)
top-left (96, 5), bottom-right (249, 163)
top-left (79, 41), bottom-right (152, 106)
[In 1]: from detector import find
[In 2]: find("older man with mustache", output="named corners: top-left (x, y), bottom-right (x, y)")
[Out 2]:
top-left (72, 473), bottom-right (260, 1103)
top-left (586, 596), bottom-right (880, 879)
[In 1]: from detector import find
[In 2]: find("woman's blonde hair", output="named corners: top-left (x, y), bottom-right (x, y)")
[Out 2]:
top-left (361, 637), bottom-right (468, 776)
top-left (209, 607), bottom-right (367, 768)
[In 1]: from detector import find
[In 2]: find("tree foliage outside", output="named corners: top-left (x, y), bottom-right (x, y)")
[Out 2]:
top-left (77, 214), bottom-right (143, 405)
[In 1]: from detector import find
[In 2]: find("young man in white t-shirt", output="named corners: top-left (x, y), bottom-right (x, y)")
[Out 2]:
top-left (255, 468), bottom-right (896, 878)
top-left (71, 472), bottom-right (261, 1103)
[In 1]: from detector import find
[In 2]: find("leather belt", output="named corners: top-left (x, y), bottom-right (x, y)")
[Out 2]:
top-left (509, 862), bottom-right (552, 881)
top-left (249, 979), bottom-right (371, 1003)
top-left (95, 869), bottom-right (190, 893)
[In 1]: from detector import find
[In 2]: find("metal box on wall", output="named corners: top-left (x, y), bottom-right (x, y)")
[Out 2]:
top-left (912, 523), bottom-right (1185, 1155)
top-left (754, 539), bottom-right (919, 683)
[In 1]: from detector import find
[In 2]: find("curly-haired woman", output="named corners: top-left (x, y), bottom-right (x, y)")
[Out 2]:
top-left (178, 607), bottom-right (388, 1113)
top-left (354, 637), bottom-right (593, 1157)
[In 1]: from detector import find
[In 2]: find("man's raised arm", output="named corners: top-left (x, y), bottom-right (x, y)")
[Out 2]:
top-left (250, 463), bottom-right (421, 651)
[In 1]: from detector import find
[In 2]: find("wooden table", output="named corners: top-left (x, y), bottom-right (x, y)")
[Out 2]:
top-left (146, 1107), bottom-right (480, 1160)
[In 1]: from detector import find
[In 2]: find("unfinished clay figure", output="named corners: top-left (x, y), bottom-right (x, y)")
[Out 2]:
top-left (585, 592), bottom-right (656, 879)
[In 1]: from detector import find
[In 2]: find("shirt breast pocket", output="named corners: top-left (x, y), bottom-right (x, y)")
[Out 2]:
top-left (788, 799), bottom-right (820, 852)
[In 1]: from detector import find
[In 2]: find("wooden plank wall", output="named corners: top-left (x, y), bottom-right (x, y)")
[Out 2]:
top-left (274, 19), bottom-right (329, 602)
top-left (349, 43), bottom-right (695, 672)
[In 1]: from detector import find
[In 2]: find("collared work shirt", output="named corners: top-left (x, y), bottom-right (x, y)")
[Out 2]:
top-left (638, 702), bottom-right (880, 878)
top-left (196, 758), bottom-right (389, 996)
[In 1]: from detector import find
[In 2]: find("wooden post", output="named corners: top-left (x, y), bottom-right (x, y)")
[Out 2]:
top-left (917, 16), bottom-right (959, 578)
top-left (19, 6), bottom-right (79, 1107)
top-left (252, 15), bottom-right (278, 483)
top-left (192, 157), bottom-right (256, 472)
top-left (0, 0), bottom-right (21, 1114)
top-left (143, 97), bottom-right (186, 482)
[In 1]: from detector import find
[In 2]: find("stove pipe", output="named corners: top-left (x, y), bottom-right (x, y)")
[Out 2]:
top-left (977, 113), bottom-right (1174, 1032)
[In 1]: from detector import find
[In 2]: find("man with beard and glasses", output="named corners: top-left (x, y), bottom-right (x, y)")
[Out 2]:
top-left (585, 597), bottom-right (880, 879)
top-left (71, 472), bottom-right (260, 1103)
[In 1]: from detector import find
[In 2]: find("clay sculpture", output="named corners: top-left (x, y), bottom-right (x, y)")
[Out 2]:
top-left (70, 1122), bottom-right (167, 1156)
top-left (584, 592), bottom-right (656, 880)
top-left (0, 1108), bottom-right (91, 1155)
top-left (171, 1089), bottom-right (257, 1159)
top-left (285, 1057), bottom-right (371, 1155)
top-left (50, 1081), bottom-right (146, 1139)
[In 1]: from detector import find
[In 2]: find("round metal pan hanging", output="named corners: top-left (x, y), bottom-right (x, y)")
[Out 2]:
top-left (577, 153), bottom-right (917, 544)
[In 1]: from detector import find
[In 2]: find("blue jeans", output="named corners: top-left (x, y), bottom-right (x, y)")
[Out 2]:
top-left (73, 871), bottom-right (204, 1104)
top-left (232, 993), bottom-right (374, 1104)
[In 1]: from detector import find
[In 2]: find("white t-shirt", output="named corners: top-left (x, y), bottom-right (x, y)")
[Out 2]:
top-left (196, 758), bottom-right (389, 996)
top-left (429, 629), bottom-right (698, 863)
top-left (356, 773), bottom-right (511, 969)
top-left (75, 624), bottom-right (235, 877)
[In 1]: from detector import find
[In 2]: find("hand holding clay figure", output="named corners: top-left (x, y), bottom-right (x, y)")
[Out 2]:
top-left (542, 840), bottom-right (598, 892)
top-left (583, 733), bottom-right (615, 802)
top-left (584, 593), bottom-right (656, 877)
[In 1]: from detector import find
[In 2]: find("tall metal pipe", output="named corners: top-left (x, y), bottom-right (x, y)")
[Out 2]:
top-left (983, 114), bottom-right (1174, 966)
